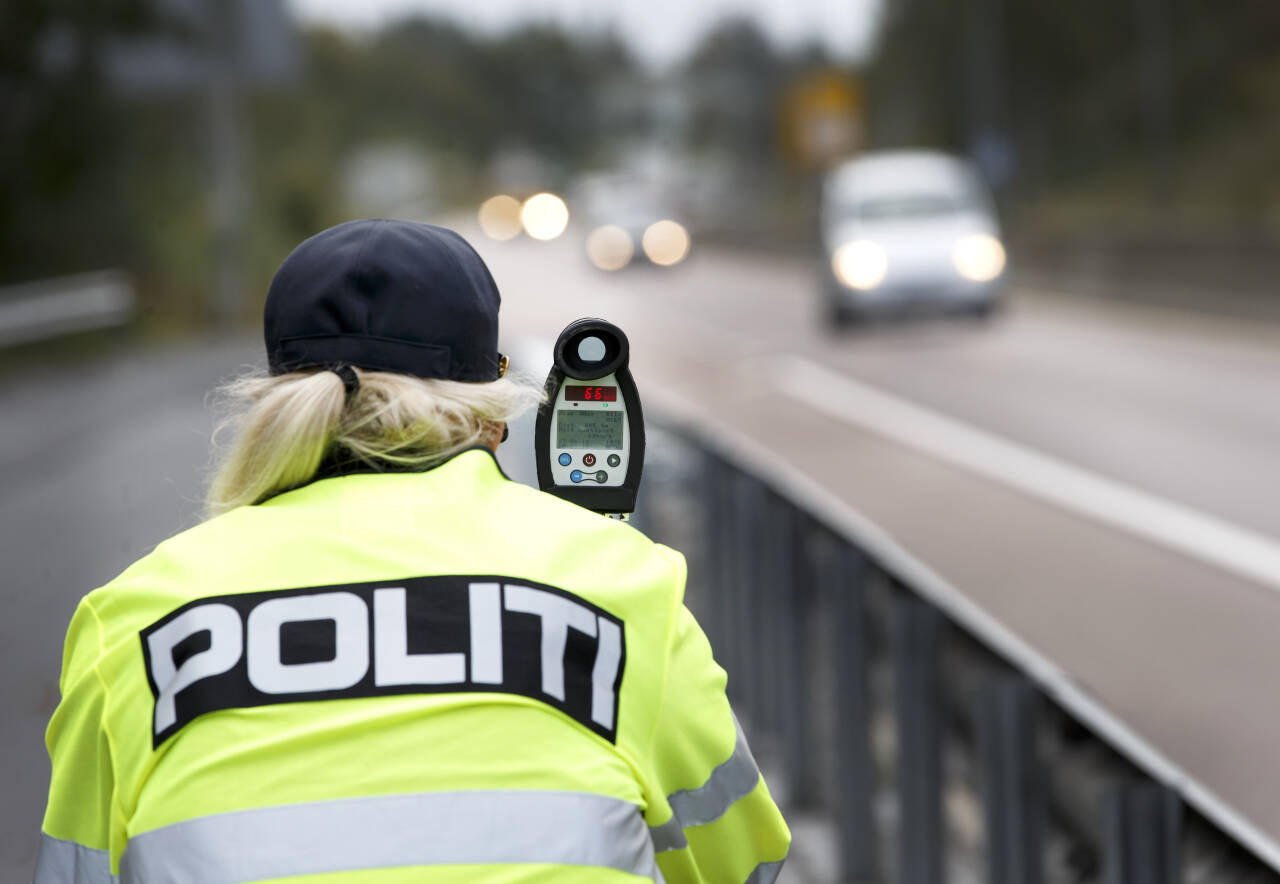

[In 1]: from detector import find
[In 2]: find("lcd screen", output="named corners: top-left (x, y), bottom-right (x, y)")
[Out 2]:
top-left (556, 409), bottom-right (624, 450)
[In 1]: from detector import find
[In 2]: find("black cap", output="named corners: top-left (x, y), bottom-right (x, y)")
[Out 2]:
top-left (264, 219), bottom-right (502, 381)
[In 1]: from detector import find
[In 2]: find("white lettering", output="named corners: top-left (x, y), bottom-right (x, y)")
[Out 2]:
top-left (247, 592), bottom-right (369, 694)
top-left (373, 587), bottom-right (465, 686)
top-left (468, 583), bottom-right (504, 684)
top-left (590, 616), bottom-right (623, 728)
top-left (147, 604), bottom-right (242, 735)
top-left (144, 578), bottom-right (624, 743)
top-left (504, 584), bottom-right (597, 701)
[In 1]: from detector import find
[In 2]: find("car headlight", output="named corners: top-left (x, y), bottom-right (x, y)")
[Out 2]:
top-left (832, 240), bottom-right (888, 290)
top-left (641, 220), bottom-right (691, 266)
top-left (477, 194), bottom-right (524, 241)
top-left (585, 225), bottom-right (634, 271)
top-left (952, 234), bottom-right (1006, 282)
top-left (521, 193), bottom-right (570, 241)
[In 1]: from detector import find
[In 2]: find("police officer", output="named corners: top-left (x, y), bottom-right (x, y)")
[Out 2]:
top-left (36, 219), bottom-right (790, 884)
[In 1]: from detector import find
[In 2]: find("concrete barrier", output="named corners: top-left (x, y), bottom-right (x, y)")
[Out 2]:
top-left (0, 270), bottom-right (135, 348)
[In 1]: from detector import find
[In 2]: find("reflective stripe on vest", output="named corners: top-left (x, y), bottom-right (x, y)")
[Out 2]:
top-left (746, 859), bottom-right (785, 884)
top-left (34, 834), bottom-right (117, 884)
top-left (649, 716), bottom-right (761, 853)
top-left (119, 790), bottom-right (660, 884)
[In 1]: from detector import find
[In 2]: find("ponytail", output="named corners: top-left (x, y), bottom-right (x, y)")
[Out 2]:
top-left (206, 367), bottom-right (542, 516)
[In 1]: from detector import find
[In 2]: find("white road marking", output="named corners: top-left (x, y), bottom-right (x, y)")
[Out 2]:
top-left (770, 355), bottom-right (1280, 593)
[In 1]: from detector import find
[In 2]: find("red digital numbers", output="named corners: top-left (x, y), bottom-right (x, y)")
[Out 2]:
top-left (565, 385), bottom-right (618, 402)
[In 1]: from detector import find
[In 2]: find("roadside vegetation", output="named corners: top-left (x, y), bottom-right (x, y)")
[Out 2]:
top-left (3, 1), bottom-right (1277, 330)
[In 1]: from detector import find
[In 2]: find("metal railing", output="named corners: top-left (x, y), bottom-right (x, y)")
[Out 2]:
top-left (633, 418), bottom-right (1280, 884)
top-left (0, 270), bottom-right (135, 348)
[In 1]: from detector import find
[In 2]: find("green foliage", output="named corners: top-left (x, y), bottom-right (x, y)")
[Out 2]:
top-left (865, 0), bottom-right (1280, 230)
top-left (0, 0), bottom-right (160, 283)
top-left (0, 8), bottom-right (640, 327)
top-left (265, 21), bottom-right (635, 177)
top-left (682, 17), bottom-right (787, 165)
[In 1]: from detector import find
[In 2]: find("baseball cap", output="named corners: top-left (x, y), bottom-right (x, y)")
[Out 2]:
top-left (264, 219), bottom-right (504, 381)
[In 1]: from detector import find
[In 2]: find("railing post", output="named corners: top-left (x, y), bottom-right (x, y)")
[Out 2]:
top-left (830, 543), bottom-right (879, 880)
top-left (701, 452), bottom-right (730, 664)
top-left (779, 505), bottom-right (814, 807)
top-left (893, 594), bottom-right (944, 884)
top-left (722, 462), bottom-right (744, 690)
top-left (757, 490), bottom-right (786, 742)
top-left (722, 463), bottom-right (746, 708)
top-left (778, 511), bottom-right (808, 808)
top-left (732, 470), bottom-right (765, 718)
top-left (977, 675), bottom-right (1044, 884)
top-left (1103, 782), bottom-right (1181, 884)
top-left (746, 477), bottom-right (771, 727)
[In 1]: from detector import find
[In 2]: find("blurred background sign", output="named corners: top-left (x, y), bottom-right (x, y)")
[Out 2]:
top-left (780, 70), bottom-right (864, 169)
top-left (100, 0), bottom-right (298, 97)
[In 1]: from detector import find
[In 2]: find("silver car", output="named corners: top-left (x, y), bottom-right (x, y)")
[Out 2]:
top-left (820, 150), bottom-right (1006, 325)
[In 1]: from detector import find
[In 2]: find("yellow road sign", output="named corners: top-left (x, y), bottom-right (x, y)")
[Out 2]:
top-left (781, 71), bottom-right (864, 169)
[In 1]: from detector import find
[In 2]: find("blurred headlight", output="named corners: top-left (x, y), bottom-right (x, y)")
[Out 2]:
top-left (477, 194), bottom-right (523, 241)
top-left (952, 233), bottom-right (1006, 282)
top-left (521, 193), bottom-right (569, 241)
top-left (586, 225), bottom-right (634, 271)
top-left (641, 220), bottom-right (691, 267)
top-left (832, 240), bottom-right (888, 290)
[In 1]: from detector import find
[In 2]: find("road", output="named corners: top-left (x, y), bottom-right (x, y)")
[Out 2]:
top-left (3, 227), bottom-right (1280, 879)
top-left (482, 228), bottom-right (1280, 866)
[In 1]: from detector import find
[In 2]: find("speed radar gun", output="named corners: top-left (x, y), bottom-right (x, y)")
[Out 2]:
top-left (535, 319), bottom-right (645, 518)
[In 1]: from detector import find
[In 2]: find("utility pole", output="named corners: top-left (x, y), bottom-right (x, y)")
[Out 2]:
top-left (205, 0), bottom-right (248, 326)
top-left (965, 0), bottom-right (1013, 190)
top-left (1136, 0), bottom-right (1175, 204)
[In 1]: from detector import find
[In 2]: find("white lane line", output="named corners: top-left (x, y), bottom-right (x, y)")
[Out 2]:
top-left (770, 355), bottom-right (1280, 593)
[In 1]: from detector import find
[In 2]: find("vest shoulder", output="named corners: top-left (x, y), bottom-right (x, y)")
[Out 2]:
top-left (84, 468), bottom-right (688, 628)
top-left (498, 480), bottom-right (681, 557)
top-left (476, 479), bottom-right (688, 613)
top-left (83, 503), bottom-right (295, 631)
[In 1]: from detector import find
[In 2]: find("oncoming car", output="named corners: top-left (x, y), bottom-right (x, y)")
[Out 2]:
top-left (820, 150), bottom-right (1006, 326)
top-left (573, 171), bottom-right (692, 272)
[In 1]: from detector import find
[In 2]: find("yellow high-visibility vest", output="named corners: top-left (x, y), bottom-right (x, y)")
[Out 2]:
top-left (37, 448), bottom-right (790, 883)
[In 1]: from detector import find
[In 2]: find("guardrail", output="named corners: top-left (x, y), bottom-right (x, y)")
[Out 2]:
top-left (633, 410), bottom-right (1280, 884)
top-left (0, 270), bottom-right (135, 348)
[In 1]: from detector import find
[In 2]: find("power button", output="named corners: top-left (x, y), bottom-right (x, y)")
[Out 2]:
top-left (583, 453), bottom-right (596, 467)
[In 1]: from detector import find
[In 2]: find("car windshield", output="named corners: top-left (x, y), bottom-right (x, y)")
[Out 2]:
top-left (842, 193), bottom-right (971, 221)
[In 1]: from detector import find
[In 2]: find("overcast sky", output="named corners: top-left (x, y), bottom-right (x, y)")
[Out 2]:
top-left (286, 0), bottom-right (881, 67)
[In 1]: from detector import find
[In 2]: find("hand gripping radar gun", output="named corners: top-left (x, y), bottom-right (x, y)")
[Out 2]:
top-left (535, 319), bottom-right (644, 518)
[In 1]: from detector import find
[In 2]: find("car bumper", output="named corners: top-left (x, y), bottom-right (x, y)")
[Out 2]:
top-left (827, 270), bottom-right (1002, 314)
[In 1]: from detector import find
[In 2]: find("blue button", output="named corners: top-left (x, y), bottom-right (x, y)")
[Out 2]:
top-left (558, 453), bottom-right (571, 466)
top-left (570, 470), bottom-right (583, 483)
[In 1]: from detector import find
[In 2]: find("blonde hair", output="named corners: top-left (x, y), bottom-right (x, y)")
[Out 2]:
top-left (206, 367), bottom-right (544, 516)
